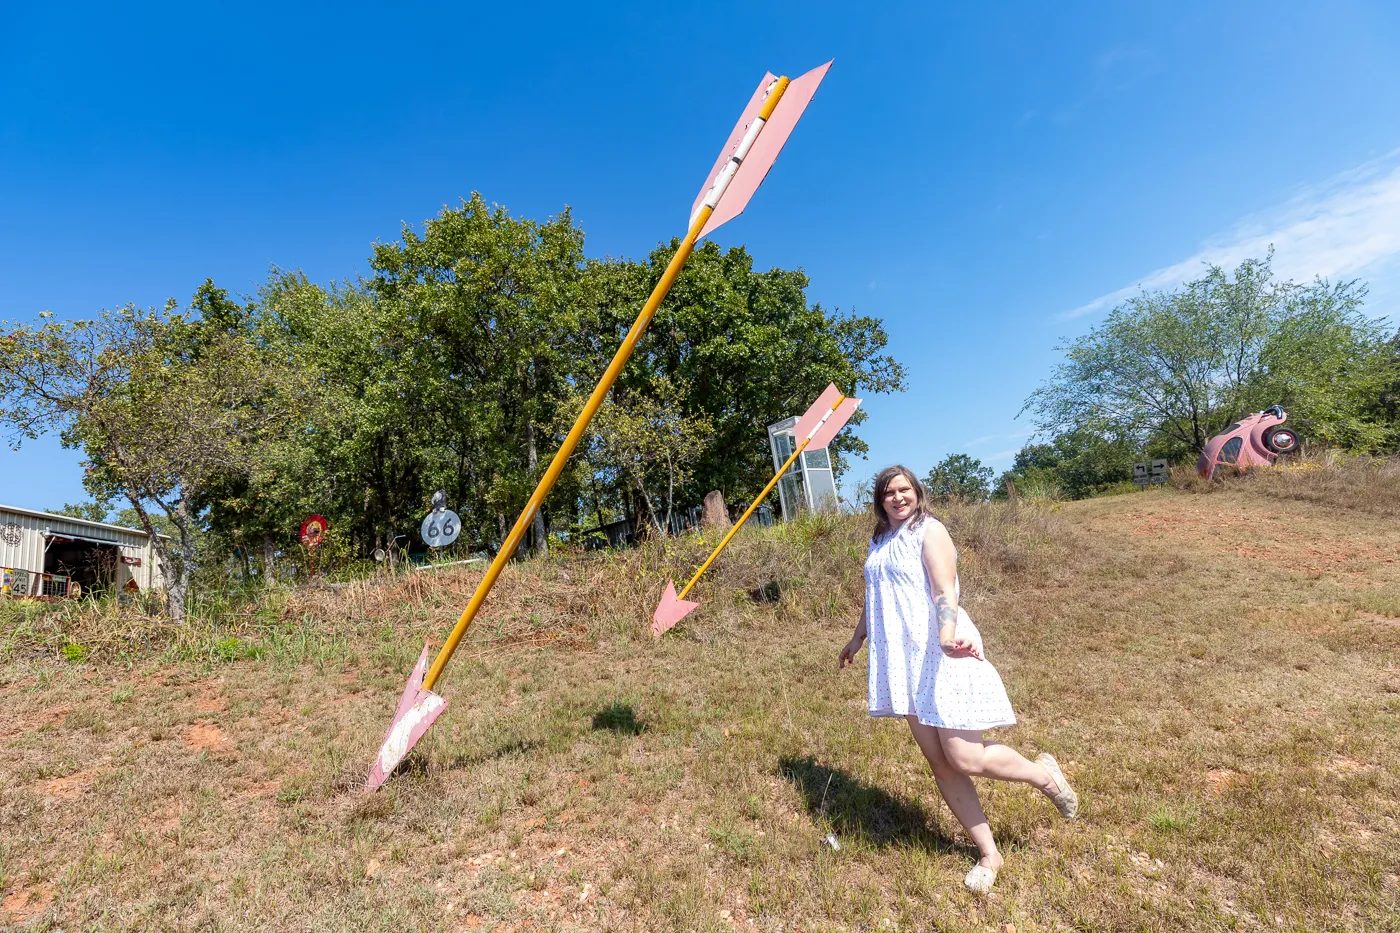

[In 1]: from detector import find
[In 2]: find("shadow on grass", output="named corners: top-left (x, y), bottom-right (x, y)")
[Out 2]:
top-left (383, 738), bottom-right (546, 784)
top-left (592, 700), bottom-right (646, 735)
top-left (779, 755), bottom-right (961, 854)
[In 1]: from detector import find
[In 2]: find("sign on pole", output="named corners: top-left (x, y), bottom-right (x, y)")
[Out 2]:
top-left (1132, 461), bottom-right (1169, 487)
top-left (300, 515), bottom-right (327, 548)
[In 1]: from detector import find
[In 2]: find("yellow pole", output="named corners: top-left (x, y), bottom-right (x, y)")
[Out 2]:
top-left (676, 393), bottom-right (845, 601)
top-left (421, 74), bottom-right (793, 692)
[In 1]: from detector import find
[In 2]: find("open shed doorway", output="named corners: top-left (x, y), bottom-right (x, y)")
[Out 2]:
top-left (44, 536), bottom-right (119, 597)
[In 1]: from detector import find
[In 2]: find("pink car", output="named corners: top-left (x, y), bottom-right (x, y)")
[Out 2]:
top-left (1196, 405), bottom-right (1299, 479)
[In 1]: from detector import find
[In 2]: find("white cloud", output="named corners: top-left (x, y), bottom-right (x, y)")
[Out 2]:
top-left (959, 429), bottom-right (1033, 449)
top-left (1065, 148), bottom-right (1400, 319)
top-left (959, 434), bottom-right (998, 448)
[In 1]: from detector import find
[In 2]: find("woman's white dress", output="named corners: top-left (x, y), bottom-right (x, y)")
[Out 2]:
top-left (865, 517), bottom-right (1016, 730)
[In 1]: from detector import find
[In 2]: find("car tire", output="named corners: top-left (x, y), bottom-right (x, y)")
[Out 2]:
top-left (1263, 426), bottom-right (1299, 455)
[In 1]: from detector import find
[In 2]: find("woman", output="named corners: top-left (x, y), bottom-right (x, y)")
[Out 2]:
top-left (837, 465), bottom-right (1077, 894)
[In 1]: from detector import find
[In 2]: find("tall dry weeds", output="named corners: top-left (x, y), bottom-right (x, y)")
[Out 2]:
top-left (1, 503), bottom-right (1064, 664)
top-left (1173, 449), bottom-right (1400, 518)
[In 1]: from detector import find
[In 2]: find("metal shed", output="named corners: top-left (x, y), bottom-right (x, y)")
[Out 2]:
top-left (0, 504), bottom-right (165, 598)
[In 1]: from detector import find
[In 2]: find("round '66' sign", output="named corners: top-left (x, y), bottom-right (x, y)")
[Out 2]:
top-left (421, 509), bottom-right (461, 548)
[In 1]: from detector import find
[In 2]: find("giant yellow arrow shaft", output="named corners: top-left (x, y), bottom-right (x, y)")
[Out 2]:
top-left (677, 393), bottom-right (847, 601)
top-left (421, 79), bottom-right (792, 693)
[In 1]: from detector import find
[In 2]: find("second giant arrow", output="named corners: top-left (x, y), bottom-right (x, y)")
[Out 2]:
top-left (653, 384), bottom-right (861, 634)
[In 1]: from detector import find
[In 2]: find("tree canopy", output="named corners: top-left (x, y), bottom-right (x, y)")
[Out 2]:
top-left (1010, 254), bottom-right (1398, 498)
top-left (1023, 253), bottom-right (1397, 460)
top-left (0, 288), bottom-right (312, 618)
top-left (4, 194), bottom-right (906, 608)
top-left (925, 453), bottom-right (994, 502)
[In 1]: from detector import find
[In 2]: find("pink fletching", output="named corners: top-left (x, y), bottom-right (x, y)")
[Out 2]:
top-left (809, 397), bottom-right (860, 450)
top-left (692, 73), bottom-right (776, 225)
top-left (793, 384), bottom-right (842, 442)
top-left (699, 60), bottom-right (832, 239)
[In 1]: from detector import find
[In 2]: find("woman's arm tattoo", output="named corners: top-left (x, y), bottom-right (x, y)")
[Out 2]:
top-left (934, 594), bottom-right (957, 628)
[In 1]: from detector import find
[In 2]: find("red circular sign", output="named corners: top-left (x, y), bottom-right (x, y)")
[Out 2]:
top-left (299, 514), bottom-right (328, 549)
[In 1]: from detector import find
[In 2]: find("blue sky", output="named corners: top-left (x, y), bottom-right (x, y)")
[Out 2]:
top-left (4, 1), bottom-right (1400, 513)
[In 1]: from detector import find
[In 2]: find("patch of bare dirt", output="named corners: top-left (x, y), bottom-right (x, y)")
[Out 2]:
top-left (1205, 768), bottom-right (1245, 795)
top-left (36, 767), bottom-right (99, 799)
top-left (181, 721), bottom-right (233, 753)
top-left (193, 684), bottom-right (228, 713)
top-left (1325, 756), bottom-right (1374, 775)
top-left (1, 883), bottom-right (55, 923)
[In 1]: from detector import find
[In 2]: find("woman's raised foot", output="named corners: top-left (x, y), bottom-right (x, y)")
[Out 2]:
top-left (1036, 752), bottom-right (1079, 819)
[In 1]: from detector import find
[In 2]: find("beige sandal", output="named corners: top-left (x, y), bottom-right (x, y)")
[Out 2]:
top-left (963, 864), bottom-right (998, 894)
top-left (1036, 753), bottom-right (1079, 819)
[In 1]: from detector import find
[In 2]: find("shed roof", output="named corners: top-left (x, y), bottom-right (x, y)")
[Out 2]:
top-left (0, 503), bottom-right (169, 541)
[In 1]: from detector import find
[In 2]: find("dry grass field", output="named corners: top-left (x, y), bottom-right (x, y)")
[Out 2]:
top-left (2, 466), bottom-right (1398, 932)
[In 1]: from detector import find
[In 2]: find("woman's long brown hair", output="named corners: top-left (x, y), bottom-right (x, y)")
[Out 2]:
top-left (870, 464), bottom-right (933, 542)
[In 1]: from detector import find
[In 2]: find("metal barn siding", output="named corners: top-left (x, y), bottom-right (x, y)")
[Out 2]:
top-left (0, 504), bottom-right (164, 593)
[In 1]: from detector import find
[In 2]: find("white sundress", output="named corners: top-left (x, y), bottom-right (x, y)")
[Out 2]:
top-left (865, 518), bottom-right (1017, 730)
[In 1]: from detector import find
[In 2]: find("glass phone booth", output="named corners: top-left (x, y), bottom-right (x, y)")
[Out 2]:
top-left (766, 416), bottom-right (840, 518)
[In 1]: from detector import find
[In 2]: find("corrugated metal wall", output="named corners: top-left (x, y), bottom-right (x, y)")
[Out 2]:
top-left (0, 506), bottom-right (163, 592)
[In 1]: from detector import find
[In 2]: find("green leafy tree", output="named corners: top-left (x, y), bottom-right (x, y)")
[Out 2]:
top-left (1023, 253), bottom-right (1397, 456)
top-left (590, 240), bottom-right (906, 514)
top-left (367, 194), bottom-right (593, 557)
top-left (55, 499), bottom-right (113, 524)
top-left (926, 453), bottom-right (994, 502)
top-left (0, 291), bottom-right (311, 620)
top-left (995, 428), bottom-right (1135, 501)
top-left (567, 376), bottom-right (715, 535)
top-left (202, 271), bottom-right (364, 581)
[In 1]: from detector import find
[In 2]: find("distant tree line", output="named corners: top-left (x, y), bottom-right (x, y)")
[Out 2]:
top-left (1005, 253), bottom-right (1399, 499)
top-left (1, 195), bottom-right (905, 619)
top-left (910, 254), bottom-right (1399, 505)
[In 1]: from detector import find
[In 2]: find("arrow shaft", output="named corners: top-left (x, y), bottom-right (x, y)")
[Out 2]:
top-left (420, 77), bottom-right (795, 692)
top-left (676, 394), bottom-right (845, 601)
top-left (423, 208), bottom-right (709, 691)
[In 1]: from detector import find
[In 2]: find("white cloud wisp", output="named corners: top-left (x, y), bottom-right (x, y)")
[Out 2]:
top-left (1066, 148), bottom-right (1400, 319)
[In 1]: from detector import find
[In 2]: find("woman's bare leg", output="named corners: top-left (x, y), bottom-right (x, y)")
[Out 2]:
top-left (906, 716), bottom-right (1001, 870)
top-left (939, 728), bottom-right (1057, 796)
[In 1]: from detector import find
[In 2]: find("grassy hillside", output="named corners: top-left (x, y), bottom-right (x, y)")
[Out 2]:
top-left (2, 471), bottom-right (1398, 932)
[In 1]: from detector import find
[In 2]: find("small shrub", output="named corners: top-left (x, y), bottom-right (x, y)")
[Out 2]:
top-left (708, 825), bottom-right (758, 863)
top-left (592, 700), bottom-right (646, 735)
top-left (1148, 805), bottom-right (1193, 833)
top-left (211, 635), bottom-right (260, 663)
top-left (61, 642), bottom-right (89, 663)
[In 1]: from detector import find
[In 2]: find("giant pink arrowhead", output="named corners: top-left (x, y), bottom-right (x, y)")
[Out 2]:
top-left (651, 580), bottom-right (700, 636)
top-left (365, 642), bottom-right (449, 792)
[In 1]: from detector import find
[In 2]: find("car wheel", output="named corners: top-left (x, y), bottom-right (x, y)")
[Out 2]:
top-left (1263, 426), bottom-right (1299, 455)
